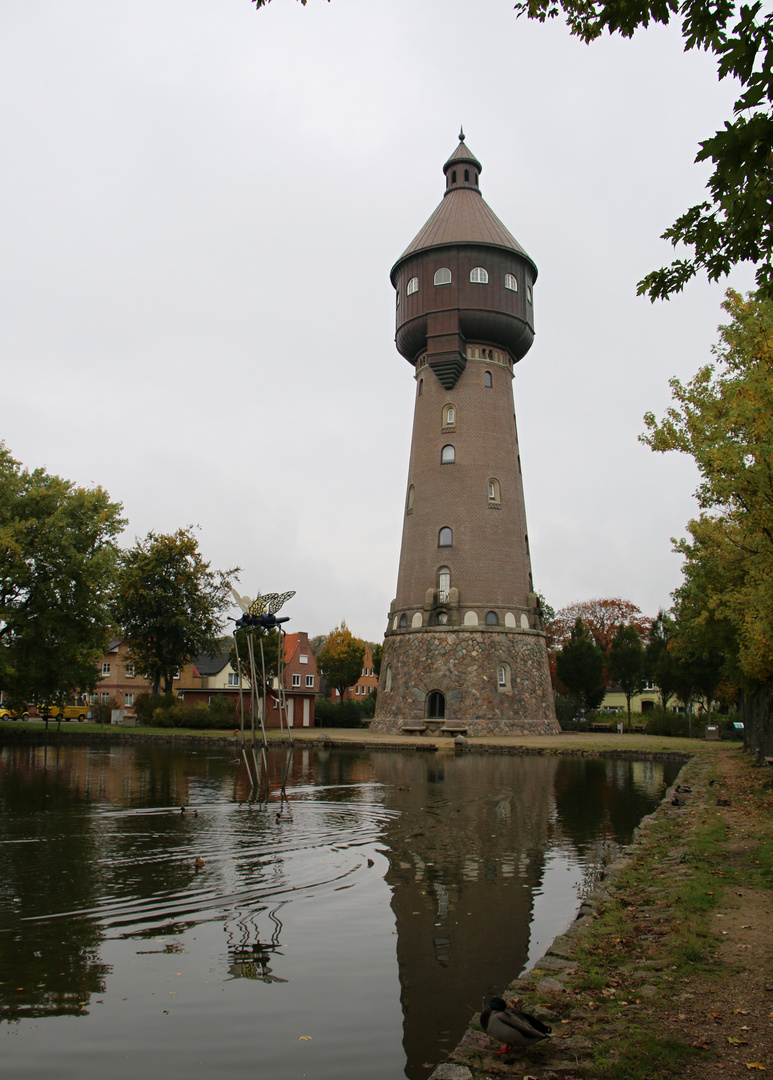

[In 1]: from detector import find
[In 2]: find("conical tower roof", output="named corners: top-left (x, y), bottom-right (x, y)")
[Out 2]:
top-left (391, 131), bottom-right (536, 281)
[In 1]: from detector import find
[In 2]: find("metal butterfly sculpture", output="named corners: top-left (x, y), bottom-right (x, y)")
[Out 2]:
top-left (232, 589), bottom-right (295, 629)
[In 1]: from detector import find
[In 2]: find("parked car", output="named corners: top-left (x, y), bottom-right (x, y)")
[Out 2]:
top-left (0, 706), bottom-right (29, 721)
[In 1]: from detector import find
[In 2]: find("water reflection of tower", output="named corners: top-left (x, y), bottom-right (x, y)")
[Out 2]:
top-left (374, 753), bottom-right (555, 1071)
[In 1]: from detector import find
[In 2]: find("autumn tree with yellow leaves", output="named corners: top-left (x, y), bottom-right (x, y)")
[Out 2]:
top-left (316, 622), bottom-right (366, 704)
top-left (642, 290), bottom-right (773, 753)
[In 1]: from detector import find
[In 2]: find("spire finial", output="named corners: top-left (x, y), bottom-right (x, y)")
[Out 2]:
top-left (459, 126), bottom-right (465, 142)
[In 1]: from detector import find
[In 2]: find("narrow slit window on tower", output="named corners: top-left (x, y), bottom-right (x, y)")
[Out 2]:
top-left (406, 484), bottom-right (415, 512)
top-left (505, 273), bottom-right (518, 291)
top-left (418, 377), bottom-right (423, 396)
top-left (434, 267), bottom-right (452, 286)
top-left (527, 285), bottom-right (533, 303)
top-left (464, 168), bottom-right (469, 181)
top-left (438, 526), bottom-right (453, 547)
top-left (441, 444), bottom-right (455, 464)
top-left (451, 170), bottom-right (457, 184)
top-left (407, 276), bottom-right (419, 295)
top-left (470, 266), bottom-right (488, 283)
top-left (484, 370), bottom-right (493, 388)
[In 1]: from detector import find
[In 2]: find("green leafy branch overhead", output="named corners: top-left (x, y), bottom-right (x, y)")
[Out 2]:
top-left (513, 0), bottom-right (773, 299)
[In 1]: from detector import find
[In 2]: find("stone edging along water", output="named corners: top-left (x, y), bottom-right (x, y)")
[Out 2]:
top-left (0, 726), bottom-right (691, 764)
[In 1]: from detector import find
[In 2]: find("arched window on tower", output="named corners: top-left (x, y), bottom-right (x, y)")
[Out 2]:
top-left (470, 267), bottom-right (488, 283)
top-left (406, 484), bottom-right (415, 513)
top-left (418, 378), bottom-right (423, 396)
top-left (505, 273), bottom-right (518, 291)
top-left (441, 444), bottom-right (455, 464)
top-left (488, 478), bottom-right (501, 503)
top-left (438, 566), bottom-right (450, 603)
top-left (464, 168), bottom-right (470, 182)
top-left (407, 276), bottom-right (418, 295)
top-left (485, 610), bottom-right (500, 626)
top-left (438, 527), bottom-right (453, 547)
top-left (451, 170), bottom-right (457, 184)
top-left (527, 285), bottom-right (533, 304)
top-left (442, 403), bottom-right (456, 427)
top-left (484, 370), bottom-right (493, 388)
top-left (399, 613), bottom-right (408, 628)
top-left (434, 268), bottom-right (452, 286)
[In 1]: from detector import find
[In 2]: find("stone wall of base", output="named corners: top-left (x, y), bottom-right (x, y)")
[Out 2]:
top-left (371, 628), bottom-right (560, 736)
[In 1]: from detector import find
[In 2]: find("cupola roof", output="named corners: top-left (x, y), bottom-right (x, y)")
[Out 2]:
top-left (391, 130), bottom-right (536, 281)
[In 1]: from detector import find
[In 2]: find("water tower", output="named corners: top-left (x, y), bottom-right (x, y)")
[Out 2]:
top-left (371, 132), bottom-right (558, 736)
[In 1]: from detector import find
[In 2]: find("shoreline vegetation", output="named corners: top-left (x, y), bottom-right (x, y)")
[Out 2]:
top-left (1, 726), bottom-right (769, 1078)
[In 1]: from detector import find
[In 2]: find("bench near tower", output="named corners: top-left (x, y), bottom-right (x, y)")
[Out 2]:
top-left (371, 132), bottom-right (559, 737)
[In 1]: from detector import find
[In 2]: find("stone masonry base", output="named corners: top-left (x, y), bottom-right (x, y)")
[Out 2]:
top-left (371, 627), bottom-right (560, 736)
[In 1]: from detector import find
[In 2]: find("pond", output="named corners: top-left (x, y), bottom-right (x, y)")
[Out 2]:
top-left (0, 742), bottom-right (680, 1080)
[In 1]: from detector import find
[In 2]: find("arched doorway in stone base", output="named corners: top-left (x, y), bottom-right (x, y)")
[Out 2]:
top-left (426, 690), bottom-right (445, 719)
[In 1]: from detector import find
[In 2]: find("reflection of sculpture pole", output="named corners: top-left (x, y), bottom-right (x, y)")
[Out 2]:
top-left (232, 633), bottom-right (255, 787)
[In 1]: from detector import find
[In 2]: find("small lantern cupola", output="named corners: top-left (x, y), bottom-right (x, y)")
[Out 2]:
top-left (444, 128), bottom-right (482, 193)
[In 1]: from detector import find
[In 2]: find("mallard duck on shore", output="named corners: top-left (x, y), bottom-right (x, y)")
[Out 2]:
top-left (480, 997), bottom-right (552, 1053)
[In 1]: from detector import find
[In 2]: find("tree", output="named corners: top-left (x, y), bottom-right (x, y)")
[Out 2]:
top-left (370, 642), bottom-right (383, 678)
top-left (608, 623), bottom-right (645, 729)
top-left (641, 290), bottom-right (773, 687)
top-left (555, 617), bottom-right (606, 712)
top-left (645, 610), bottom-right (678, 711)
top-left (547, 597), bottom-right (650, 658)
top-left (0, 444), bottom-right (125, 710)
top-left (115, 528), bottom-right (238, 696)
top-left (316, 622), bottom-right (365, 704)
top-left (514, 0), bottom-right (773, 301)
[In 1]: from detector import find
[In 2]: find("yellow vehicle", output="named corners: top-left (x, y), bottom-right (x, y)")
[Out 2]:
top-left (41, 701), bottom-right (89, 722)
top-left (0, 706), bottom-right (29, 721)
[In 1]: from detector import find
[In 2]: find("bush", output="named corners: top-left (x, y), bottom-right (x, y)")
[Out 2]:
top-left (145, 693), bottom-right (239, 730)
top-left (315, 698), bottom-right (372, 728)
top-left (90, 697), bottom-right (119, 725)
top-left (133, 692), bottom-right (159, 724)
top-left (554, 694), bottom-right (580, 730)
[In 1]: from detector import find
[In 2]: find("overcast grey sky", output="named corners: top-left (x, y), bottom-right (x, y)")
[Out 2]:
top-left (0, 0), bottom-right (754, 642)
